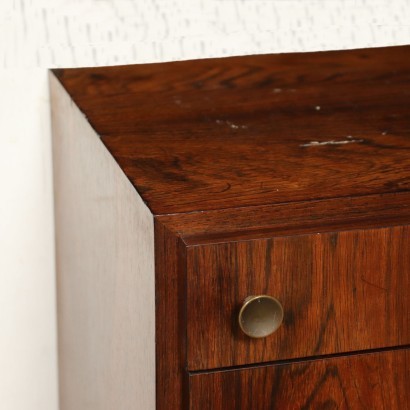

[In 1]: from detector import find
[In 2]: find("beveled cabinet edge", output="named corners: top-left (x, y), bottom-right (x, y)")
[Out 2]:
top-left (154, 220), bottom-right (189, 410)
top-left (157, 191), bottom-right (410, 246)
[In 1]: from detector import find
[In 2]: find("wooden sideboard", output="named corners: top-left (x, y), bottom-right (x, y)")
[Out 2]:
top-left (51, 45), bottom-right (410, 409)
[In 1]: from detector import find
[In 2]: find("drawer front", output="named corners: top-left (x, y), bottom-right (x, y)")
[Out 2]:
top-left (189, 348), bottom-right (410, 409)
top-left (187, 225), bottom-right (410, 370)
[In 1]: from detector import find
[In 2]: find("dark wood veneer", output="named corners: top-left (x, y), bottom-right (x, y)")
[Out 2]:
top-left (158, 191), bottom-right (410, 244)
top-left (187, 225), bottom-right (410, 370)
top-left (52, 45), bottom-right (410, 409)
top-left (154, 221), bottom-right (188, 409)
top-left (53, 45), bottom-right (410, 215)
top-left (189, 348), bottom-right (410, 409)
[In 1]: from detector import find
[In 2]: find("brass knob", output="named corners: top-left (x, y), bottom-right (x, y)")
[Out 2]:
top-left (238, 295), bottom-right (284, 338)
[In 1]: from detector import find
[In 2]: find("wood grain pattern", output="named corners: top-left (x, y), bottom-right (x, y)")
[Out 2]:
top-left (53, 46), bottom-right (410, 214)
top-left (158, 191), bottom-right (410, 244)
top-left (187, 225), bottom-right (410, 370)
top-left (7, 1), bottom-right (410, 409)
top-left (189, 348), bottom-right (410, 410)
top-left (51, 74), bottom-right (156, 409)
top-left (154, 221), bottom-right (189, 410)
top-left (51, 45), bottom-right (410, 409)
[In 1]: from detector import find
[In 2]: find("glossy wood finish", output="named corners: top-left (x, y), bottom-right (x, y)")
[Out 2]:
top-left (51, 45), bottom-right (410, 409)
top-left (187, 225), bottom-right (410, 370)
top-left (158, 191), bottom-right (410, 244)
top-left (53, 45), bottom-right (410, 215)
top-left (189, 348), bottom-right (410, 410)
top-left (154, 221), bottom-right (188, 409)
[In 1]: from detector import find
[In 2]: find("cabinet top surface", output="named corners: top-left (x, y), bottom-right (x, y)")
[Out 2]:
top-left (54, 45), bottom-right (410, 215)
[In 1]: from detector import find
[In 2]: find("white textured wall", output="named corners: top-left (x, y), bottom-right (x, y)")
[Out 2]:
top-left (1, 1), bottom-right (409, 409)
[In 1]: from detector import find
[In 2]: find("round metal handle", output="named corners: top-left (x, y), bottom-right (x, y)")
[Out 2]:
top-left (238, 295), bottom-right (284, 338)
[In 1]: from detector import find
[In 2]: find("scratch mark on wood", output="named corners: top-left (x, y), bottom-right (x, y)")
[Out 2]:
top-left (361, 276), bottom-right (388, 292)
top-left (300, 137), bottom-right (364, 147)
top-left (216, 119), bottom-right (247, 129)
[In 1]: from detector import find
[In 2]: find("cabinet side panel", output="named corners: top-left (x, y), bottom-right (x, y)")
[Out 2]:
top-left (50, 73), bottom-right (155, 410)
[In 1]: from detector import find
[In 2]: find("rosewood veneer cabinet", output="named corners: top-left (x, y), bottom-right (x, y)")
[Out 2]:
top-left (51, 46), bottom-right (410, 410)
